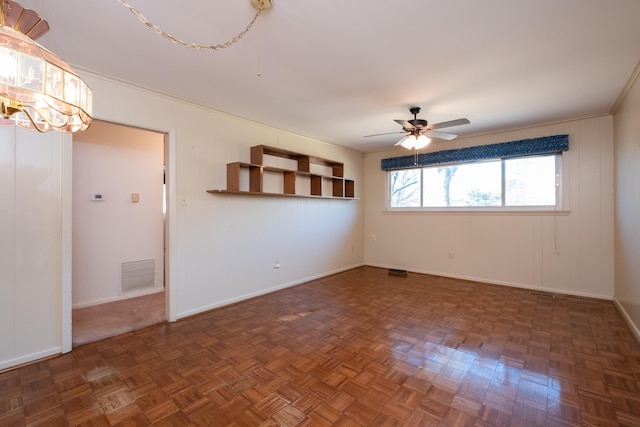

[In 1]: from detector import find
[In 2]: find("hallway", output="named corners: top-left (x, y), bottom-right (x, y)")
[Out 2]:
top-left (72, 292), bottom-right (166, 347)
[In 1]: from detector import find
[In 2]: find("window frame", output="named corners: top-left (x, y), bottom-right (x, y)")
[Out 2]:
top-left (386, 153), bottom-right (564, 212)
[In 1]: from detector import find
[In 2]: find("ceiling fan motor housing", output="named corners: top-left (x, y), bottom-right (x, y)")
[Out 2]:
top-left (407, 107), bottom-right (428, 130)
top-left (408, 119), bottom-right (429, 128)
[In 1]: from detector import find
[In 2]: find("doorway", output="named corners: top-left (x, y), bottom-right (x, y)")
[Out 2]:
top-left (71, 120), bottom-right (166, 346)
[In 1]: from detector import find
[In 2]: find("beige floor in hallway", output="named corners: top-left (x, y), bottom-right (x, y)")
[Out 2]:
top-left (72, 291), bottom-right (166, 347)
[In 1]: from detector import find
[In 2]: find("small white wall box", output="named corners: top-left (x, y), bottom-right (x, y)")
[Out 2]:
top-left (90, 193), bottom-right (105, 201)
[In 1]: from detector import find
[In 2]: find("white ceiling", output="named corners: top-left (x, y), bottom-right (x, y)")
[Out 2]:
top-left (17, 0), bottom-right (640, 152)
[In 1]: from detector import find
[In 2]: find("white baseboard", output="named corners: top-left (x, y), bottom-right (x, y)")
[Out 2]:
top-left (365, 263), bottom-right (614, 301)
top-left (614, 298), bottom-right (640, 344)
top-left (72, 287), bottom-right (164, 309)
top-left (176, 263), bottom-right (365, 320)
top-left (0, 347), bottom-right (61, 372)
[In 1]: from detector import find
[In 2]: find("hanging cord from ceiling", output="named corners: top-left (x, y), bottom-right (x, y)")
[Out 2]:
top-left (116, 0), bottom-right (271, 50)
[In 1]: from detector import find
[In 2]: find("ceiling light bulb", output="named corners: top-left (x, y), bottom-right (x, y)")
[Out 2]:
top-left (400, 135), bottom-right (417, 149)
top-left (414, 134), bottom-right (431, 149)
top-left (396, 135), bottom-right (408, 148)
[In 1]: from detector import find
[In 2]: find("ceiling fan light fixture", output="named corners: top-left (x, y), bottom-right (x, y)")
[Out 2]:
top-left (0, 0), bottom-right (92, 133)
top-left (397, 135), bottom-right (410, 149)
top-left (400, 134), bottom-right (431, 150)
top-left (414, 134), bottom-right (431, 149)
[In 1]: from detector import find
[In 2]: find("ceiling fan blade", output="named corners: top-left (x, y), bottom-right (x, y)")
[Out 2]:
top-left (428, 118), bottom-right (470, 130)
top-left (425, 130), bottom-right (458, 140)
top-left (394, 119), bottom-right (416, 131)
top-left (363, 131), bottom-right (406, 138)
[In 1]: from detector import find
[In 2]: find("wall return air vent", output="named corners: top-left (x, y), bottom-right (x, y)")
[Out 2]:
top-left (121, 259), bottom-right (155, 294)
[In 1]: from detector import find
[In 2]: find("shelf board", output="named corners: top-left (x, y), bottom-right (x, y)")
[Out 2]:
top-left (252, 145), bottom-right (343, 171)
top-left (207, 190), bottom-right (357, 200)
top-left (237, 163), bottom-right (343, 180)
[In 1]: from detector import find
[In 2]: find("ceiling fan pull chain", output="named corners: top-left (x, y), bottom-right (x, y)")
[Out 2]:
top-left (116, 0), bottom-right (267, 50)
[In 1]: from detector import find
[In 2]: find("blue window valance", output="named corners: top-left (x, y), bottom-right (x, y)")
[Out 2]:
top-left (381, 134), bottom-right (569, 171)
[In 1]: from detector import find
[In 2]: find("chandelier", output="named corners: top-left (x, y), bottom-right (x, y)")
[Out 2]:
top-left (0, 0), bottom-right (92, 133)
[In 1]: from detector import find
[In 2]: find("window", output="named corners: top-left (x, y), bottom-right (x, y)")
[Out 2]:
top-left (389, 153), bottom-right (561, 209)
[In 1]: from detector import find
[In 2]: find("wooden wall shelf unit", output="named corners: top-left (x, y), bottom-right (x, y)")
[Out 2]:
top-left (208, 145), bottom-right (356, 199)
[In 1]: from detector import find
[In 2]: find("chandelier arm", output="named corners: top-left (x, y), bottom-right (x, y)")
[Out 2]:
top-left (10, 105), bottom-right (48, 133)
top-left (117, 0), bottom-right (263, 50)
top-left (22, 108), bottom-right (48, 133)
top-left (0, 95), bottom-right (81, 133)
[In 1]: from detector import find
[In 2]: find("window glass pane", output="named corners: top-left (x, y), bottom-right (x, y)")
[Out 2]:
top-left (505, 155), bottom-right (556, 206)
top-left (423, 161), bottom-right (502, 207)
top-left (390, 169), bottom-right (420, 207)
top-left (388, 153), bottom-right (560, 209)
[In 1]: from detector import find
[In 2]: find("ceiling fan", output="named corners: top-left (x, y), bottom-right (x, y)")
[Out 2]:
top-left (365, 107), bottom-right (470, 149)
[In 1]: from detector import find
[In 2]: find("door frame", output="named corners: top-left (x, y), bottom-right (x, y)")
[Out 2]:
top-left (62, 123), bottom-right (177, 352)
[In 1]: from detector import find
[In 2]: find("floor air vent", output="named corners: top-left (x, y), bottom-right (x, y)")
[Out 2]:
top-left (121, 259), bottom-right (155, 294)
top-left (528, 291), bottom-right (555, 298)
top-left (388, 269), bottom-right (408, 276)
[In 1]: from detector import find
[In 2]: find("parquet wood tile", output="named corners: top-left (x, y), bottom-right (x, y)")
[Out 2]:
top-left (3, 266), bottom-right (640, 426)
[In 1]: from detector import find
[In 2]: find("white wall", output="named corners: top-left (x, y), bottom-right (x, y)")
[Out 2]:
top-left (364, 116), bottom-right (614, 299)
top-left (0, 127), bottom-right (70, 370)
top-left (0, 70), bottom-right (365, 370)
top-left (72, 121), bottom-right (165, 307)
top-left (613, 67), bottom-right (640, 337)
top-left (83, 72), bottom-right (365, 320)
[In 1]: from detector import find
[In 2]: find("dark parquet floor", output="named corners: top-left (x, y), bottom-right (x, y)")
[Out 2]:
top-left (2, 266), bottom-right (640, 426)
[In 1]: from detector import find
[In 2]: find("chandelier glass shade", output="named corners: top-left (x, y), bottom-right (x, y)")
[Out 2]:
top-left (399, 134), bottom-right (431, 150)
top-left (0, 0), bottom-right (92, 133)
